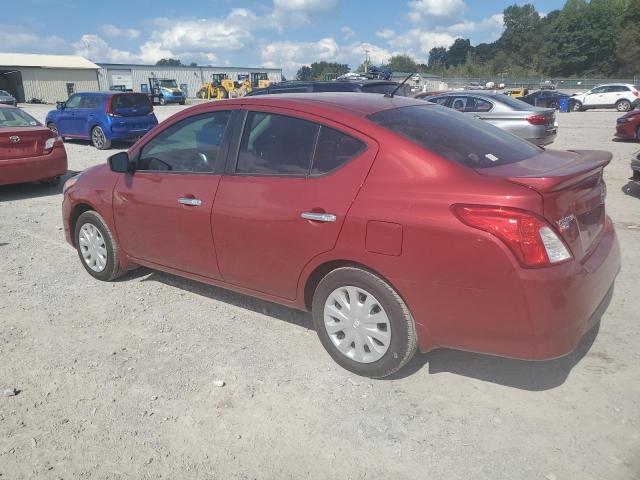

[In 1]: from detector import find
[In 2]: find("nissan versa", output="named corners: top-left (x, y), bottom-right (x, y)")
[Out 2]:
top-left (61, 93), bottom-right (620, 378)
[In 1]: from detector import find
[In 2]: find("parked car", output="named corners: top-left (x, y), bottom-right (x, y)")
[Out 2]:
top-left (0, 89), bottom-right (17, 106)
top-left (62, 93), bottom-right (620, 378)
top-left (520, 90), bottom-right (572, 110)
top-left (571, 84), bottom-right (640, 112)
top-left (423, 91), bottom-right (557, 146)
top-left (246, 80), bottom-right (409, 97)
top-left (45, 92), bottom-right (158, 150)
top-left (0, 105), bottom-right (67, 186)
top-left (615, 108), bottom-right (640, 142)
top-left (631, 150), bottom-right (640, 186)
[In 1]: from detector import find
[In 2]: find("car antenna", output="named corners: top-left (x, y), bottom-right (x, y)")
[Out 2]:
top-left (385, 72), bottom-right (414, 98)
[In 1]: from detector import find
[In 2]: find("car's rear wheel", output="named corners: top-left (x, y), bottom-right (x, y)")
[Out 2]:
top-left (572, 100), bottom-right (583, 112)
top-left (74, 211), bottom-right (124, 281)
top-left (617, 99), bottom-right (632, 112)
top-left (312, 266), bottom-right (417, 378)
top-left (91, 126), bottom-right (111, 150)
top-left (159, 96), bottom-right (167, 105)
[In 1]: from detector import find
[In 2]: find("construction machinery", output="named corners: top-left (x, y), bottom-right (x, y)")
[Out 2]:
top-left (197, 73), bottom-right (272, 100)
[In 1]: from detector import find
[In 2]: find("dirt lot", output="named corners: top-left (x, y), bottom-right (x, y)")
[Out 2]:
top-left (1, 103), bottom-right (639, 480)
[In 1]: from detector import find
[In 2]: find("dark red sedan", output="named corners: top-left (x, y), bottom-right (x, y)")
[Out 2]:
top-left (615, 108), bottom-right (640, 141)
top-left (62, 93), bottom-right (620, 378)
top-left (0, 105), bottom-right (67, 186)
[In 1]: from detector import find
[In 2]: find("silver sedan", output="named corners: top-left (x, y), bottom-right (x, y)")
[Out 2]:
top-left (424, 91), bottom-right (558, 146)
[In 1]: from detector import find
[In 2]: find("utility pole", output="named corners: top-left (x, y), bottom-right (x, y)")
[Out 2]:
top-left (364, 49), bottom-right (370, 74)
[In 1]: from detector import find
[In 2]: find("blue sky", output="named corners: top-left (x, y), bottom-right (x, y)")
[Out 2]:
top-left (5, 0), bottom-right (565, 76)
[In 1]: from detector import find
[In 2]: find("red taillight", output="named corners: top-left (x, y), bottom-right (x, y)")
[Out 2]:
top-left (633, 90), bottom-right (639, 97)
top-left (526, 114), bottom-right (549, 125)
top-left (452, 205), bottom-right (571, 268)
top-left (106, 96), bottom-right (121, 117)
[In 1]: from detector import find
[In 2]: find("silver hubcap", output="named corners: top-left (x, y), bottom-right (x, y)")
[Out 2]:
top-left (323, 286), bottom-right (391, 363)
top-left (92, 128), bottom-right (104, 148)
top-left (618, 102), bottom-right (629, 112)
top-left (78, 223), bottom-right (107, 272)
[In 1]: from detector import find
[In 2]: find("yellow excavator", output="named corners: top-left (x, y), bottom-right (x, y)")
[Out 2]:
top-left (197, 73), bottom-right (272, 100)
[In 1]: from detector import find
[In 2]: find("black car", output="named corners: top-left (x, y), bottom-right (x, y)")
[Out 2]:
top-left (0, 90), bottom-right (17, 106)
top-left (246, 80), bottom-right (408, 97)
top-left (520, 90), bottom-right (571, 110)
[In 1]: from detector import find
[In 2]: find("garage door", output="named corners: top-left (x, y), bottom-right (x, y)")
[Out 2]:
top-left (108, 69), bottom-right (133, 90)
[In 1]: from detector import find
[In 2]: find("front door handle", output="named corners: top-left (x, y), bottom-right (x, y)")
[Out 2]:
top-left (301, 212), bottom-right (336, 222)
top-left (179, 197), bottom-right (202, 206)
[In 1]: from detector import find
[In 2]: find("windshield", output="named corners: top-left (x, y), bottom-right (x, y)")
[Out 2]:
top-left (494, 94), bottom-right (536, 111)
top-left (0, 108), bottom-right (40, 127)
top-left (362, 83), bottom-right (409, 96)
top-left (369, 105), bottom-right (541, 168)
top-left (159, 80), bottom-right (178, 89)
top-left (0, 90), bottom-right (10, 96)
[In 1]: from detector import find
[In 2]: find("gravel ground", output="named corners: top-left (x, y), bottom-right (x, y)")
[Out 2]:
top-left (1, 103), bottom-right (639, 480)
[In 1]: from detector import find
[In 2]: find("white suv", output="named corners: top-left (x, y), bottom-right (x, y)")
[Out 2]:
top-left (572, 83), bottom-right (640, 112)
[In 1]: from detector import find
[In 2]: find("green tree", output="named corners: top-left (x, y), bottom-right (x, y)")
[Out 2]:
top-left (296, 65), bottom-right (312, 81)
top-left (189, 62), bottom-right (197, 67)
top-left (427, 47), bottom-right (448, 69)
top-left (616, 0), bottom-right (640, 75)
top-left (386, 54), bottom-right (418, 72)
top-left (308, 62), bottom-right (350, 80)
top-left (155, 58), bottom-right (182, 66)
top-left (447, 38), bottom-right (472, 66)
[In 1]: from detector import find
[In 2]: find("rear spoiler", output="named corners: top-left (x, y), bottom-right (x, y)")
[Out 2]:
top-left (507, 150), bottom-right (611, 193)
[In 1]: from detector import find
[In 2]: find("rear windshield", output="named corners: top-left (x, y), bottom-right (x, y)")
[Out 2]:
top-left (493, 94), bottom-right (536, 111)
top-left (369, 105), bottom-right (541, 168)
top-left (361, 83), bottom-right (408, 96)
top-left (0, 108), bottom-right (40, 127)
top-left (111, 94), bottom-right (152, 110)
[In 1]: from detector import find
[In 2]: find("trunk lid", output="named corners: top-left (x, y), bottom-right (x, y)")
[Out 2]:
top-left (0, 126), bottom-right (53, 160)
top-left (476, 149), bottom-right (610, 261)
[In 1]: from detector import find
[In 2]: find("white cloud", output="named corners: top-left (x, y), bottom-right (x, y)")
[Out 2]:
top-left (408, 0), bottom-right (467, 23)
top-left (0, 24), bottom-right (66, 52)
top-left (341, 26), bottom-right (356, 40)
top-left (387, 29), bottom-right (457, 63)
top-left (99, 24), bottom-right (140, 39)
top-left (269, 0), bottom-right (338, 30)
top-left (444, 14), bottom-right (503, 35)
top-left (376, 29), bottom-right (396, 40)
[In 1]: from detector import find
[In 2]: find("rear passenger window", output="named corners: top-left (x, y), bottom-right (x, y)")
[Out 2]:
top-left (236, 112), bottom-right (318, 175)
top-left (138, 111), bottom-right (231, 173)
top-left (81, 96), bottom-right (101, 108)
top-left (427, 96), bottom-right (449, 105)
top-left (312, 127), bottom-right (366, 175)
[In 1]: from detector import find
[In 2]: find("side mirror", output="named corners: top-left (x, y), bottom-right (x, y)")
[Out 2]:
top-left (56, 101), bottom-right (66, 110)
top-left (108, 151), bottom-right (134, 173)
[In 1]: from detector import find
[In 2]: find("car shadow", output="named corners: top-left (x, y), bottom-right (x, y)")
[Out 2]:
top-left (622, 181), bottom-right (640, 198)
top-left (122, 266), bottom-right (612, 390)
top-left (0, 170), bottom-right (80, 202)
top-left (124, 267), bottom-right (313, 331)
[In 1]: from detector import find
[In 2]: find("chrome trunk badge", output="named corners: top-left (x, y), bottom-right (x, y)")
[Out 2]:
top-left (9, 135), bottom-right (20, 143)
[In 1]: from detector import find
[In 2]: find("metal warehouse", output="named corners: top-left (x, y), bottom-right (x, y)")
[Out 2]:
top-left (0, 52), bottom-right (283, 103)
top-left (0, 53), bottom-right (100, 103)
top-left (96, 64), bottom-right (283, 98)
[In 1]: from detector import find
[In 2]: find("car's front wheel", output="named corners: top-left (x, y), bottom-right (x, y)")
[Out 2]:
top-left (312, 266), bottom-right (417, 378)
top-left (572, 100), bottom-right (583, 112)
top-left (159, 96), bottom-right (167, 105)
top-left (47, 123), bottom-right (63, 140)
top-left (616, 99), bottom-right (632, 112)
top-left (91, 126), bottom-right (111, 150)
top-left (74, 211), bottom-right (124, 281)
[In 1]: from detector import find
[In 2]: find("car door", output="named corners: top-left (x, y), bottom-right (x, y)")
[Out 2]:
top-left (212, 107), bottom-right (377, 300)
top-left (606, 85), bottom-right (627, 106)
top-left (112, 109), bottom-right (236, 279)
top-left (74, 95), bottom-right (100, 137)
top-left (57, 94), bottom-right (83, 136)
top-left (583, 86), bottom-right (607, 107)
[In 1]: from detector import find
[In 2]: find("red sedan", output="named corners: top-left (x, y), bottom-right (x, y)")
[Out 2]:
top-left (0, 105), bottom-right (67, 186)
top-left (62, 93), bottom-right (620, 378)
top-left (615, 108), bottom-right (640, 141)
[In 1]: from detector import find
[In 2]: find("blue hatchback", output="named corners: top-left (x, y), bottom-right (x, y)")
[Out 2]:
top-left (45, 92), bottom-right (158, 149)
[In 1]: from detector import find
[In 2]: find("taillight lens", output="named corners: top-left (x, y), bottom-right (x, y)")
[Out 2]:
top-left (632, 90), bottom-right (639, 97)
top-left (526, 114), bottom-right (549, 125)
top-left (453, 205), bottom-right (572, 268)
top-left (44, 135), bottom-right (62, 151)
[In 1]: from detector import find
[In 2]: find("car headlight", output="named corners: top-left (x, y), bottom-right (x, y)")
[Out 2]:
top-left (63, 173), bottom-right (82, 193)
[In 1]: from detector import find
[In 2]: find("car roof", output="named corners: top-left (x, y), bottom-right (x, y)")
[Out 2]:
top-left (191, 92), bottom-right (426, 117)
top-left (271, 80), bottom-right (397, 88)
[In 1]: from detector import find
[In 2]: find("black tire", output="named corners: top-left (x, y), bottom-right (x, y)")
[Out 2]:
top-left (616, 99), bottom-right (632, 112)
top-left (312, 266), bottom-right (417, 378)
top-left (74, 211), bottom-right (124, 282)
top-left (197, 89), bottom-right (207, 99)
top-left (91, 126), bottom-right (111, 150)
top-left (636, 126), bottom-right (640, 142)
top-left (159, 96), bottom-right (167, 106)
top-left (572, 100), bottom-right (583, 112)
top-left (47, 123), bottom-right (63, 140)
top-left (549, 101), bottom-right (559, 110)
top-left (179, 101), bottom-right (185, 105)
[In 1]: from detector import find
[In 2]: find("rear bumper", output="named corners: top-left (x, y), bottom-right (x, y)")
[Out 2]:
top-left (0, 146), bottom-right (67, 186)
top-left (108, 124), bottom-right (156, 140)
top-left (0, 99), bottom-right (16, 106)
top-left (529, 130), bottom-right (557, 146)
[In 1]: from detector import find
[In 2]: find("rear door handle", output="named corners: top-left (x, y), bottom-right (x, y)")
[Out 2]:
top-left (178, 197), bottom-right (202, 206)
top-left (301, 212), bottom-right (336, 222)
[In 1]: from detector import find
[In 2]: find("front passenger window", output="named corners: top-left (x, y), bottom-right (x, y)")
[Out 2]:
top-left (138, 111), bottom-right (231, 173)
top-left (65, 95), bottom-right (82, 109)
